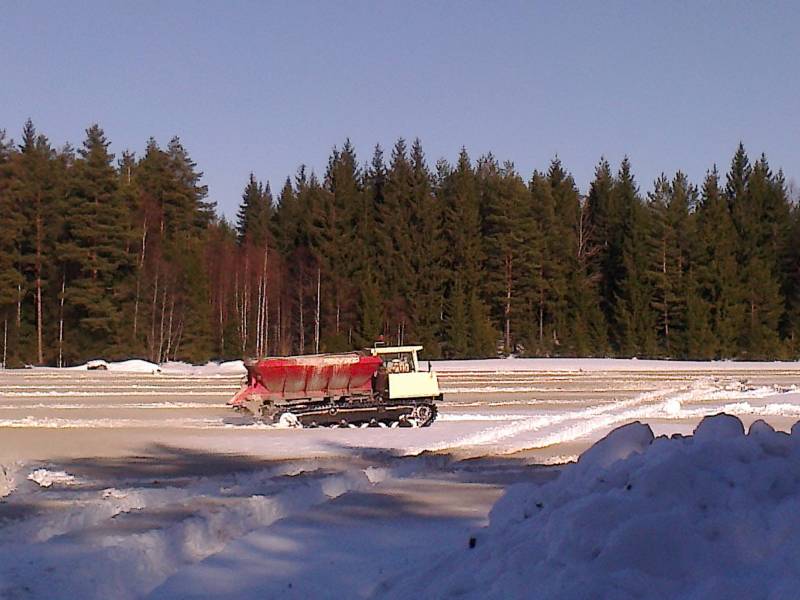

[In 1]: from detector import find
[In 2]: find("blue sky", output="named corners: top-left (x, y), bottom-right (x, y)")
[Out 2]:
top-left (2, 1), bottom-right (798, 218)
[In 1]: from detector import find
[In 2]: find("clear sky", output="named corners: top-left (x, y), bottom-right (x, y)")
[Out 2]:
top-left (2, 1), bottom-right (798, 218)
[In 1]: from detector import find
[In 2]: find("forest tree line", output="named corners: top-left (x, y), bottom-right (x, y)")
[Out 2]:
top-left (0, 120), bottom-right (798, 366)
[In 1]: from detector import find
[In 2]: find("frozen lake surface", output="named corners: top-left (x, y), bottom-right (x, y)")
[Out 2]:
top-left (1, 360), bottom-right (799, 598)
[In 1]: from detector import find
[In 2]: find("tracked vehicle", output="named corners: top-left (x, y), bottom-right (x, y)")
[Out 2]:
top-left (228, 346), bottom-right (440, 427)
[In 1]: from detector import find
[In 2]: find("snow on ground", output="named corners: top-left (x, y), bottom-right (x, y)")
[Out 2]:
top-left (381, 415), bottom-right (800, 600)
top-left (1, 360), bottom-right (800, 598)
top-left (432, 357), bottom-right (800, 372)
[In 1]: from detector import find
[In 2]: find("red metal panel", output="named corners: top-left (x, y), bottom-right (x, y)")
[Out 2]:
top-left (234, 353), bottom-right (382, 403)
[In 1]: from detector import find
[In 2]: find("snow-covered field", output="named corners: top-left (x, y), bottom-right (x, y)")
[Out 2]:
top-left (1, 359), bottom-right (799, 598)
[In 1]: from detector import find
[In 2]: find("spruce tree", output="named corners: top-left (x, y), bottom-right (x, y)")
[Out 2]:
top-left (586, 159), bottom-right (619, 336)
top-left (727, 148), bottom-right (786, 356)
top-left (407, 139), bottom-right (445, 357)
top-left (695, 167), bottom-right (744, 356)
top-left (613, 159), bottom-right (656, 356)
top-left (439, 149), bottom-right (495, 356)
top-left (236, 174), bottom-right (273, 247)
top-left (646, 172), bottom-right (695, 355)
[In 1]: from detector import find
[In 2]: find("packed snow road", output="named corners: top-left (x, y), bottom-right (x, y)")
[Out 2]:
top-left (1, 359), bottom-right (799, 599)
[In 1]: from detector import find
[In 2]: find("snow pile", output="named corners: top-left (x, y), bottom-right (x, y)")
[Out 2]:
top-left (0, 463), bottom-right (17, 498)
top-left (160, 360), bottom-right (246, 375)
top-left (27, 468), bottom-right (79, 488)
top-left (69, 359), bottom-right (162, 374)
top-left (385, 414), bottom-right (800, 599)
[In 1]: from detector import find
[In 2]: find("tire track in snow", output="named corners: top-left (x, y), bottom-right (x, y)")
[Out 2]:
top-left (425, 382), bottom-right (796, 455)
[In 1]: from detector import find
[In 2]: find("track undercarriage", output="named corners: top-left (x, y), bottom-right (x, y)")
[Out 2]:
top-left (240, 394), bottom-right (438, 428)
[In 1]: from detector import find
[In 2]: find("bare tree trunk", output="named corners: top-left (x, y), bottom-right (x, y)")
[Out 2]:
top-left (150, 270), bottom-right (159, 361)
top-left (234, 271), bottom-right (241, 353)
top-left (262, 245), bottom-right (269, 356)
top-left (164, 297), bottom-right (175, 361)
top-left (173, 319), bottom-right (184, 360)
top-left (314, 268), bottom-right (321, 353)
top-left (255, 275), bottom-right (263, 357)
top-left (58, 273), bottom-right (65, 368)
top-left (35, 211), bottom-right (43, 364)
top-left (276, 300), bottom-right (282, 355)
top-left (133, 219), bottom-right (147, 340)
top-left (504, 254), bottom-right (512, 354)
top-left (538, 289), bottom-right (544, 345)
top-left (264, 283), bottom-right (269, 356)
top-left (298, 283), bottom-right (305, 354)
top-left (242, 258), bottom-right (250, 354)
top-left (218, 298), bottom-right (225, 357)
top-left (2, 319), bottom-right (7, 368)
top-left (157, 285), bottom-right (167, 363)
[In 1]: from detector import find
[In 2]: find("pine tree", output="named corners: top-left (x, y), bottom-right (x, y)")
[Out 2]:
top-left (58, 125), bottom-right (133, 358)
top-left (786, 204), bottom-right (800, 356)
top-left (481, 157), bottom-right (535, 355)
top-left (15, 120), bottom-right (61, 364)
top-left (166, 136), bottom-right (213, 234)
top-left (0, 130), bottom-right (24, 365)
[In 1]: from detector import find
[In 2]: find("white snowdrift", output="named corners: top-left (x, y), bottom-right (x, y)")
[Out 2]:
top-left (385, 414), bottom-right (800, 600)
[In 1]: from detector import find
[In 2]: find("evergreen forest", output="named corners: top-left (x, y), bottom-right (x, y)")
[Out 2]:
top-left (0, 121), bottom-right (798, 366)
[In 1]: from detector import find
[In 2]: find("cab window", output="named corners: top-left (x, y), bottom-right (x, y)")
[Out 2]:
top-left (379, 352), bottom-right (415, 373)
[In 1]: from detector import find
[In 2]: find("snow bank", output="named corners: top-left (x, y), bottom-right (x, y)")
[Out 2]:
top-left (60, 358), bottom-right (247, 376)
top-left (384, 414), bottom-right (800, 599)
top-left (160, 360), bottom-right (246, 375)
top-left (0, 464), bottom-right (371, 600)
top-left (432, 357), bottom-right (800, 372)
top-left (68, 359), bottom-right (162, 374)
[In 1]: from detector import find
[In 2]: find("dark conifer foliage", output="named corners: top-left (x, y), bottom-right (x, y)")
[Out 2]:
top-left (0, 122), bottom-right (797, 364)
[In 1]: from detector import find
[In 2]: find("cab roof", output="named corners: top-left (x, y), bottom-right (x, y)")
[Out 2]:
top-left (369, 345), bottom-right (423, 354)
